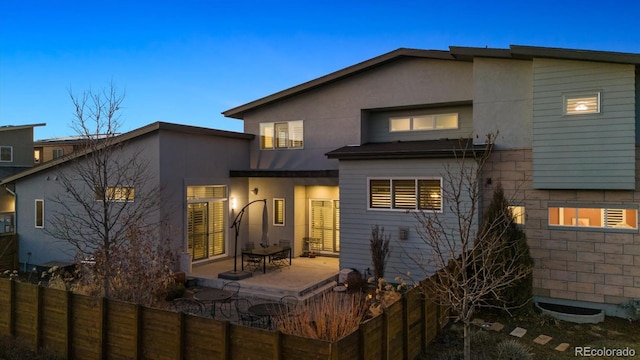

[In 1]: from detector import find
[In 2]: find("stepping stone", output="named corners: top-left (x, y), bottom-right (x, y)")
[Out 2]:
top-left (510, 327), bottom-right (527, 338)
top-left (471, 318), bottom-right (485, 326)
top-left (533, 334), bottom-right (552, 345)
top-left (555, 343), bottom-right (570, 352)
top-left (487, 322), bottom-right (504, 332)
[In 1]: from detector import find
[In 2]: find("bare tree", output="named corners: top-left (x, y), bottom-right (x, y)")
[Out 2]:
top-left (411, 136), bottom-right (533, 360)
top-left (46, 83), bottom-right (174, 301)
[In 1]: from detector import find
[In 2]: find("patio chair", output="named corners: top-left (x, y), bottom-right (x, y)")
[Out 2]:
top-left (243, 242), bottom-right (263, 271)
top-left (235, 298), bottom-right (269, 329)
top-left (219, 281), bottom-right (240, 318)
top-left (171, 298), bottom-right (206, 317)
top-left (270, 239), bottom-right (291, 270)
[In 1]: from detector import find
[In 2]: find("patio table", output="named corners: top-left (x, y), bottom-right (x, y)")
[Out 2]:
top-left (193, 288), bottom-right (234, 318)
top-left (241, 245), bottom-right (291, 273)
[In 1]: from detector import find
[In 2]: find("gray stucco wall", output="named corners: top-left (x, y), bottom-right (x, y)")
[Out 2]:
top-left (242, 57), bottom-right (473, 171)
top-left (532, 59), bottom-right (636, 190)
top-left (473, 58), bottom-right (533, 150)
top-left (365, 104), bottom-right (473, 143)
top-left (157, 129), bottom-right (251, 261)
top-left (0, 127), bottom-right (34, 168)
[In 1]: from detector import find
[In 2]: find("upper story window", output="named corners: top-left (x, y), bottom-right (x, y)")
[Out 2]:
top-left (52, 148), bottom-right (64, 160)
top-left (549, 205), bottom-right (637, 231)
top-left (260, 120), bottom-right (304, 149)
top-left (369, 178), bottom-right (442, 211)
top-left (95, 186), bottom-right (135, 202)
top-left (0, 146), bottom-right (13, 162)
top-left (390, 113), bottom-right (458, 132)
top-left (564, 92), bottom-right (600, 115)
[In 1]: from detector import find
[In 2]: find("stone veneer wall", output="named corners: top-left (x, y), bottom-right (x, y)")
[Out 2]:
top-left (482, 149), bottom-right (640, 306)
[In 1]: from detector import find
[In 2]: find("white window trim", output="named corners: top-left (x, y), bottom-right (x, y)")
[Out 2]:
top-left (389, 113), bottom-right (459, 132)
top-left (0, 146), bottom-right (13, 162)
top-left (273, 198), bottom-right (285, 226)
top-left (35, 199), bottom-right (44, 228)
top-left (563, 91), bottom-right (600, 115)
top-left (367, 177), bottom-right (443, 212)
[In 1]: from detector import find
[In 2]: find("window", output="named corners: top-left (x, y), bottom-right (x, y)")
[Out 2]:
top-left (390, 113), bottom-right (458, 132)
top-left (274, 198), bottom-right (285, 226)
top-left (564, 92), bottom-right (600, 115)
top-left (35, 199), bottom-right (44, 228)
top-left (369, 178), bottom-right (442, 211)
top-left (0, 146), bottom-right (12, 162)
top-left (95, 186), bottom-right (135, 202)
top-left (260, 120), bottom-right (303, 149)
top-left (34, 149), bottom-right (41, 164)
top-left (548, 206), bottom-right (637, 230)
top-left (52, 148), bottom-right (64, 159)
top-left (509, 205), bottom-right (525, 225)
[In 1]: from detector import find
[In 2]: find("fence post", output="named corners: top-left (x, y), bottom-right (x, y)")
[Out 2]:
top-left (35, 285), bottom-right (42, 353)
top-left (8, 279), bottom-right (15, 336)
top-left (65, 290), bottom-right (72, 360)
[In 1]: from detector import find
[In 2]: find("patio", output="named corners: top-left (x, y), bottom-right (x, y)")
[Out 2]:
top-left (189, 255), bottom-right (340, 301)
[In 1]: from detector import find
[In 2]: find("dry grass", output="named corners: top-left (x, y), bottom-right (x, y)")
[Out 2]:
top-left (275, 292), bottom-right (369, 341)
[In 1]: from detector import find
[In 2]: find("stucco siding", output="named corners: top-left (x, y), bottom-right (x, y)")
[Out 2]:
top-left (339, 158), bottom-right (477, 282)
top-left (532, 59), bottom-right (636, 189)
top-left (243, 57), bottom-right (473, 171)
top-left (365, 105), bottom-right (473, 143)
top-left (473, 58), bottom-right (533, 149)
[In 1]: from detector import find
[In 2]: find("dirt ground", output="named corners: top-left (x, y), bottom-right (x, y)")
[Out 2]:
top-left (421, 308), bottom-right (640, 359)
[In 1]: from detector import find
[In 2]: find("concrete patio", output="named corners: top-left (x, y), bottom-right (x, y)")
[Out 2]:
top-left (189, 255), bottom-right (340, 301)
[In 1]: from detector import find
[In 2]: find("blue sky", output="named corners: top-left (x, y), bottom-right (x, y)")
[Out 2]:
top-left (1, 1), bottom-right (639, 140)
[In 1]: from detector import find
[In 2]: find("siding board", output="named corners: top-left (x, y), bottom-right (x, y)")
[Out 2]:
top-left (532, 58), bottom-right (636, 190)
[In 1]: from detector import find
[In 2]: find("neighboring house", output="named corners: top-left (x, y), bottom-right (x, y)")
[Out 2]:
top-left (33, 136), bottom-right (94, 165)
top-left (223, 45), bottom-right (640, 315)
top-left (0, 123), bottom-right (46, 234)
top-left (0, 122), bottom-right (252, 269)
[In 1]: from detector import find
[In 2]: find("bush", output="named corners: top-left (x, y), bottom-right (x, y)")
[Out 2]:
top-left (275, 292), bottom-right (368, 341)
top-left (494, 339), bottom-right (533, 360)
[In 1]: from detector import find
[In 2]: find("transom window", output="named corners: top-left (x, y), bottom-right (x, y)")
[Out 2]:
top-left (0, 146), bottom-right (12, 162)
top-left (390, 113), bottom-right (458, 132)
top-left (260, 120), bottom-right (304, 149)
top-left (549, 206), bottom-right (637, 230)
top-left (564, 92), bottom-right (600, 115)
top-left (369, 178), bottom-right (442, 211)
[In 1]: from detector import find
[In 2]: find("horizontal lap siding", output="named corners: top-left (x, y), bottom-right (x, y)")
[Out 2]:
top-left (532, 59), bottom-right (636, 190)
top-left (339, 159), bottom-right (475, 279)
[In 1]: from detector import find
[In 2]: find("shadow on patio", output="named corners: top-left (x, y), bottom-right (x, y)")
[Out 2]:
top-left (189, 255), bottom-right (340, 301)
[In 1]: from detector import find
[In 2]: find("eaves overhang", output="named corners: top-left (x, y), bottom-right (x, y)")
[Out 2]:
top-left (325, 138), bottom-right (491, 160)
top-left (230, 170), bottom-right (338, 178)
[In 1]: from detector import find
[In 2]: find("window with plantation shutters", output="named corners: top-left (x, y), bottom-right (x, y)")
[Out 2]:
top-left (369, 180), bottom-right (391, 209)
top-left (274, 198), bottom-right (285, 226)
top-left (418, 179), bottom-right (442, 210)
top-left (564, 92), bottom-right (600, 115)
top-left (369, 178), bottom-right (442, 211)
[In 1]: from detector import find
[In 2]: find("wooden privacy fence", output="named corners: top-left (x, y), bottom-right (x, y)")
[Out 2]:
top-left (0, 278), bottom-right (449, 360)
top-left (0, 234), bottom-right (18, 271)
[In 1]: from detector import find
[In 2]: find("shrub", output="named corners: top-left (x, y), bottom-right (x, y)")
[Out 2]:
top-left (494, 339), bottom-right (533, 360)
top-left (275, 292), bottom-right (368, 341)
top-left (477, 183), bottom-right (534, 313)
top-left (0, 335), bottom-right (63, 360)
top-left (370, 225), bottom-right (390, 281)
